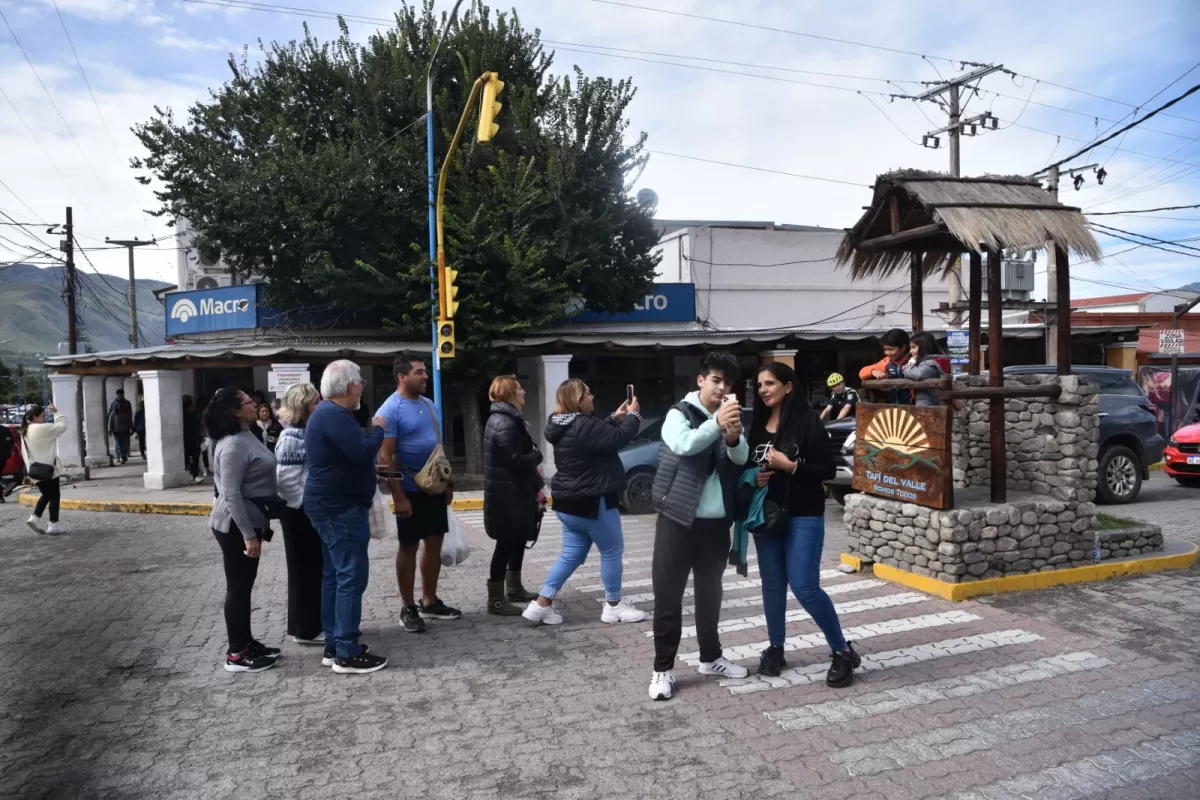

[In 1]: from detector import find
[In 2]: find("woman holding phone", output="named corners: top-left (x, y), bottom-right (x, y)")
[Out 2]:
top-left (749, 361), bottom-right (861, 688)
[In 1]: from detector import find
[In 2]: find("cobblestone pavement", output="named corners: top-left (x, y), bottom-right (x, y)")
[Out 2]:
top-left (2, 477), bottom-right (1199, 800)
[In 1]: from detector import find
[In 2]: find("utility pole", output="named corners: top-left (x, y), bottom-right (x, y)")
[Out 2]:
top-left (902, 64), bottom-right (1005, 327)
top-left (1035, 162), bottom-right (1100, 365)
top-left (105, 237), bottom-right (155, 349)
top-left (62, 207), bottom-right (77, 355)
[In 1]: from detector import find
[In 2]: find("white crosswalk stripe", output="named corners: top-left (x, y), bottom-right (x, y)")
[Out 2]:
top-left (575, 564), bottom-right (761, 593)
top-left (680, 609), bottom-right (982, 666)
top-left (679, 578), bottom-right (886, 616)
top-left (620, 569), bottom-right (845, 605)
top-left (719, 629), bottom-right (1044, 695)
top-left (523, 543), bottom-right (658, 566)
top-left (767, 651), bottom-right (1112, 731)
top-left (661, 592), bottom-right (930, 641)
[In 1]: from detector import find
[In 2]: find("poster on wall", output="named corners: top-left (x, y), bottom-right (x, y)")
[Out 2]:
top-left (946, 330), bottom-right (970, 374)
top-left (851, 403), bottom-right (952, 510)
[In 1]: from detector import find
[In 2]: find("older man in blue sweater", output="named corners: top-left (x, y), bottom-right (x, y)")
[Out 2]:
top-left (305, 359), bottom-right (389, 675)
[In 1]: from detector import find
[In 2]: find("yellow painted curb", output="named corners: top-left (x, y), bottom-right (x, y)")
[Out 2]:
top-left (1149, 461), bottom-right (1164, 471)
top-left (19, 492), bottom-right (495, 515)
top-left (840, 553), bottom-right (865, 572)
top-left (871, 543), bottom-right (1199, 601)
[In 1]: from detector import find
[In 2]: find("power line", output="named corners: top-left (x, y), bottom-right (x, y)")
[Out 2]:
top-left (50, 0), bottom-right (123, 161)
top-left (1011, 122), bottom-right (1200, 171)
top-left (1088, 222), bottom-right (1200, 255)
top-left (645, 150), bottom-right (867, 187)
top-left (0, 178), bottom-right (44, 221)
top-left (1087, 204), bottom-right (1200, 216)
top-left (0, 84), bottom-right (82, 198)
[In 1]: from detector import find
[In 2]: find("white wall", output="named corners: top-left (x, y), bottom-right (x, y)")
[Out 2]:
top-left (670, 226), bottom-right (952, 332)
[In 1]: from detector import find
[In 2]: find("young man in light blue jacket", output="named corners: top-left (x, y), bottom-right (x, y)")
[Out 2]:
top-left (648, 352), bottom-right (750, 701)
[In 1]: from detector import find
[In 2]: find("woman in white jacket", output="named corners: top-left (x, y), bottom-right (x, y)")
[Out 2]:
top-left (275, 383), bottom-right (325, 647)
top-left (20, 404), bottom-right (68, 534)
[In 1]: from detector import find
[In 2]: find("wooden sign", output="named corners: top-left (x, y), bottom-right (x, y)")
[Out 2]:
top-left (852, 402), bottom-right (952, 510)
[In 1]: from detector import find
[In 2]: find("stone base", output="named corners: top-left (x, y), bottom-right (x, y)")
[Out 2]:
top-left (84, 456), bottom-right (111, 468)
top-left (845, 487), bottom-right (1166, 584)
top-left (143, 471), bottom-right (193, 490)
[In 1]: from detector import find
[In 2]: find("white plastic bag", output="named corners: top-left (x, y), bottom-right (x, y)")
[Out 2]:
top-left (441, 513), bottom-right (470, 567)
top-left (368, 488), bottom-right (397, 541)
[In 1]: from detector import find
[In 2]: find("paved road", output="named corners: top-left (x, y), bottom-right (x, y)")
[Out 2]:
top-left (1, 477), bottom-right (1199, 799)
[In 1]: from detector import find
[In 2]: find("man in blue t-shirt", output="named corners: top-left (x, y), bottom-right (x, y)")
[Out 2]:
top-left (377, 353), bottom-right (460, 633)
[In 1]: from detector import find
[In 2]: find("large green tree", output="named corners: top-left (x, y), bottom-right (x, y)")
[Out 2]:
top-left (132, 1), bottom-right (659, 471)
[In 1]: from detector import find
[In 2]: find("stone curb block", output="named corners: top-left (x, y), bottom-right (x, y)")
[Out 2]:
top-left (18, 492), bottom-right (492, 515)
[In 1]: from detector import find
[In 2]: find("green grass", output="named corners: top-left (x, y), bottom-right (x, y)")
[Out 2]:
top-left (1096, 513), bottom-right (1140, 531)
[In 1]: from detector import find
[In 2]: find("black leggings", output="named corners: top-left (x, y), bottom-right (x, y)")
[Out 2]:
top-left (34, 478), bottom-right (61, 523)
top-left (489, 539), bottom-right (527, 583)
top-left (214, 524), bottom-right (261, 654)
top-left (280, 507), bottom-right (324, 640)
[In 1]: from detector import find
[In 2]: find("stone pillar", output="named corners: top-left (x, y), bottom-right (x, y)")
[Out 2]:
top-left (759, 349), bottom-right (797, 369)
top-left (81, 376), bottom-right (110, 467)
top-left (49, 374), bottom-right (83, 471)
top-left (537, 355), bottom-right (572, 478)
top-left (1106, 342), bottom-right (1138, 372)
top-left (139, 370), bottom-right (190, 489)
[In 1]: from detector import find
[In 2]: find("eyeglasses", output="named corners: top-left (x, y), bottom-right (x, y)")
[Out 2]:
top-left (241, 399), bottom-right (256, 407)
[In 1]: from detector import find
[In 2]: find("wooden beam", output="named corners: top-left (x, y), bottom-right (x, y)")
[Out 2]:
top-left (987, 247), bottom-right (1006, 503)
top-left (856, 223), bottom-right (946, 252)
top-left (889, 195), bottom-right (901, 234)
top-left (862, 377), bottom-right (951, 391)
top-left (968, 250), bottom-right (982, 375)
top-left (910, 251), bottom-right (924, 332)
top-left (1055, 244), bottom-right (1072, 376)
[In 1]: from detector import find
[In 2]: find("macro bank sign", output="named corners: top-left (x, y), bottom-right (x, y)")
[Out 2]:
top-left (165, 285), bottom-right (258, 336)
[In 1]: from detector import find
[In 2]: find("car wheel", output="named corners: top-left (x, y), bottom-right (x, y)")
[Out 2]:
top-left (1175, 476), bottom-right (1200, 489)
top-left (621, 469), bottom-right (656, 515)
top-left (830, 487), bottom-right (853, 506)
top-left (1098, 445), bottom-right (1141, 504)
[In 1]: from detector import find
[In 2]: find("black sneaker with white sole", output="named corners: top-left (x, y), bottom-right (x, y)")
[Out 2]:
top-left (826, 641), bottom-right (862, 688)
top-left (225, 648), bottom-right (278, 673)
top-left (332, 651), bottom-right (388, 674)
top-left (247, 639), bottom-right (281, 659)
top-left (400, 605), bottom-right (427, 633)
top-left (757, 644), bottom-right (787, 677)
top-left (322, 644), bottom-right (369, 667)
top-left (419, 598), bottom-right (461, 620)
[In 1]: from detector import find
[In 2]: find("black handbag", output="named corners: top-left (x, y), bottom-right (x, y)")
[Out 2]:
top-left (249, 495), bottom-right (289, 521)
top-left (749, 496), bottom-right (790, 538)
top-left (28, 462), bottom-right (55, 482)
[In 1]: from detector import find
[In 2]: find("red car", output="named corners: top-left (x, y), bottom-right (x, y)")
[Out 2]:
top-left (1, 423), bottom-right (23, 495)
top-left (1163, 422), bottom-right (1200, 488)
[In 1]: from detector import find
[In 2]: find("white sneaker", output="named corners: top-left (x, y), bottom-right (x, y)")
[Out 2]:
top-left (26, 515), bottom-right (45, 534)
top-left (649, 670), bottom-right (675, 701)
top-left (522, 601), bottom-right (563, 626)
top-left (601, 598), bottom-right (648, 624)
top-left (292, 634), bottom-right (325, 646)
top-left (698, 656), bottom-right (749, 679)
top-left (45, 522), bottom-right (65, 535)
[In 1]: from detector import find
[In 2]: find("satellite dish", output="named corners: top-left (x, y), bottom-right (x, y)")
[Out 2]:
top-left (636, 188), bottom-right (658, 210)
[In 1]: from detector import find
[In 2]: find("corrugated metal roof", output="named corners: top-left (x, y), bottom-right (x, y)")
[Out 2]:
top-left (43, 336), bottom-right (425, 367)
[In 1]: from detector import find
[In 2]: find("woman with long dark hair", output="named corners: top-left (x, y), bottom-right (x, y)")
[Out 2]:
top-left (20, 403), bottom-right (68, 535)
top-left (903, 330), bottom-right (946, 407)
top-left (206, 387), bottom-right (280, 673)
top-left (748, 362), bottom-right (860, 688)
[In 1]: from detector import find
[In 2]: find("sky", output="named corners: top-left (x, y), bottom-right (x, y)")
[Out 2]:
top-left (2, 0), bottom-right (1199, 308)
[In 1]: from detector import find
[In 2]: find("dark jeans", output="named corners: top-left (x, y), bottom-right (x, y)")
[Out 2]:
top-left (113, 433), bottom-right (131, 462)
top-left (652, 515), bottom-right (731, 672)
top-left (185, 446), bottom-right (201, 479)
top-left (281, 507), bottom-right (324, 640)
top-left (213, 524), bottom-right (260, 654)
top-left (34, 477), bottom-right (61, 523)
top-left (489, 539), bottom-right (527, 583)
top-left (136, 432), bottom-right (146, 459)
top-left (310, 505), bottom-right (371, 659)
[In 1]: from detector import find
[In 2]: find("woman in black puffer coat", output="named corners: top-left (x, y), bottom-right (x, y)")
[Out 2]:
top-left (520, 378), bottom-right (647, 627)
top-left (482, 376), bottom-right (545, 615)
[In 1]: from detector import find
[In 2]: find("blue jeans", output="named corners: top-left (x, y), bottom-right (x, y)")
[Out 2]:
top-left (754, 516), bottom-right (847, 652)
top-left (310, 504), bottom-right (371, 659)
top-left (540, 498), bottom-right (624, 603)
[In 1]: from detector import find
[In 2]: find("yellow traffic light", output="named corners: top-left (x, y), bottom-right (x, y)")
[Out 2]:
top-left (443, 265), bottom-right (460, 319)
top-left (476, 72), bottom-right (504, 144)
top-left (437, 320), bottom-right (456, 359)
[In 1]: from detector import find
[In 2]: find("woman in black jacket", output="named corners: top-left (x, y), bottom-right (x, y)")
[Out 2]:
top-left (522, 379), bottom-right (646, 626)
top-left (749, 362), bottom-right (860, 688)
top-left (482, 375), bottom-right (545, 616)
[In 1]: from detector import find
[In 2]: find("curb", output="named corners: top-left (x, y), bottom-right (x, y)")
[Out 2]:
top-left (853, 540), bottom-right (1199, 601)
top-left (19, 492), bottom-right (490, 515)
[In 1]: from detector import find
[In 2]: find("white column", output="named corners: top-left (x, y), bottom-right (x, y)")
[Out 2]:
top-left (537, 355), bottom-right (572, 478)
top-left (139, 370), bottom-right (190, 490)
top-left (49, 374), bottom-right (83, 471)
top-left (81, 376), bottom-right (110, 467)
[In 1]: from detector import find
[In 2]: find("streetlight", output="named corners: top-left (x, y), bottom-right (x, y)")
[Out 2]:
top-left (425, 0), bottom-right (467, 433)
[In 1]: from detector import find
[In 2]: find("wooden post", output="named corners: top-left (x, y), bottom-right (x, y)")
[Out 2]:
top-left (968, 250), bottom-right (982, 375)
top-left (910, 251), bottom-right (924, 332)
top-left (1055, 244), bottom-right (1071, 375)
top-left (987, 248), bottom-right (1006, 503)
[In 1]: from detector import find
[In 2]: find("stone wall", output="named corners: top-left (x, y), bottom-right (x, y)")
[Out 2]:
top-left (952, 374), bottom-right (1100, 503)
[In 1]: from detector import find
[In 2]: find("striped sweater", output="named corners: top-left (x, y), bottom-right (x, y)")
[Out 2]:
top-left (275, 426), bottom-right (308, 509)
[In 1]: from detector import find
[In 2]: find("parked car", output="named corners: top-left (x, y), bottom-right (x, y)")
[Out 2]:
top-left (1163, 421), bottom-right (1200, 488)
top-left (824, 419), bottom-right (857, 505)
top-left (1, 423), bottom-right (24, 497)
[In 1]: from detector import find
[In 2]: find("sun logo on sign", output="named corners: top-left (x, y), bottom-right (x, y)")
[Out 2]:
top-left (171, 298), bottom-right (198, 323)
top-left (860, 407), bottom-right (941, 472)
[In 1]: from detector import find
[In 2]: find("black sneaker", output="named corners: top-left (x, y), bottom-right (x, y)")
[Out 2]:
top-left (757, 644), bottom-right (788, 677)
top-left (247, 639), bottom-right (281, 658)
top-left (332, 651), bottom-right (388, 675)
top-left (225, 648), bottom-right (277, 673)
top-left (400, 605), bottom-right (427, 633)
top-left (419, 598), bottom-right (461, 620)
top-left (322, 644), bottom-right (369, 668)
top-left (826, 642), bottom-right (862, 688)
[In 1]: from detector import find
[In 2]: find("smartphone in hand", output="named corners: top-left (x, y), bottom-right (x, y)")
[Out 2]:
top-left (626, 384), bottom-right (635, 404)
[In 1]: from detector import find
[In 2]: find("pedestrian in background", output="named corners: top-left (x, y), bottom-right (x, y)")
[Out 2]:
top-left (183, 395), bottom-right (203, 483)
top-left (134, 398), bottom-right (146, 460)
top-left (305, 360), bottom-right (389, 674)
top-left (522, 379), bottom-right (646, 626)
top-left (207, 387), bottom-right (281, 673)
top-left (20, 403), bottom-right (68, 535)
top-left (276, 382), bottom-right (325, 647)
top-left (107, 388), bottom-right (134, 465)
top-left (482, 375), bottom-right (544, 616)
top-left (255, 404), bottom-right (284, 453)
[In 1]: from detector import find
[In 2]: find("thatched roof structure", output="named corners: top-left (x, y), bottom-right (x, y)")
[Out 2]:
top-left (837, 169), bottom-right (1102, 279)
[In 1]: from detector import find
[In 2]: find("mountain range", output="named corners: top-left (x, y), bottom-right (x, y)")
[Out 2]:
top-left (0, 264), bottom-right (172, 359)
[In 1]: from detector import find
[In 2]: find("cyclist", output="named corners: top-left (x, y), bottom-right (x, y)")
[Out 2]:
top-left (819, 373), bottom-right (860, 422)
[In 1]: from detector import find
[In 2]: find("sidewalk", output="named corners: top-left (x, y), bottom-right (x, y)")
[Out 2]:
top-left (16, 462), bottom-right (485, 515)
